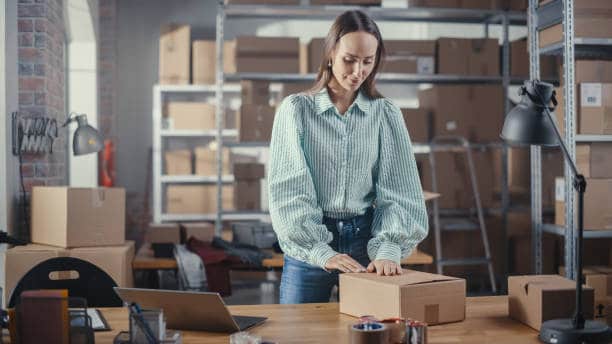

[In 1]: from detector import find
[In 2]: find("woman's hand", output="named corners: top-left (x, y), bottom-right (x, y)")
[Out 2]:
top-left (367, 259), bottom-right (403, 276)
top-left (324, 254), bottom-right (367, 273)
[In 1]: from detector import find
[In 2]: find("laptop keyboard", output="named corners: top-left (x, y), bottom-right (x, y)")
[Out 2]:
top-left (233, 315), bottom-right (268, 330)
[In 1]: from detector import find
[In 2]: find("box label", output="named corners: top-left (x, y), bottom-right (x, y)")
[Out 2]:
top-left (446, 121), bottom-right (457, 131)
top-left (581, 83), bottom-right (602, 108)
top-left (555, 178), bottom-right (565, 202)
top-left (417, 57), bottom-right (435, 74)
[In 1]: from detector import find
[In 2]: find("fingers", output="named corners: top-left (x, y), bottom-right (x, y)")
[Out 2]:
top-left (367, 262), bottom-right (374, 272)
top-left (369, 260), bottom-right (403, 276)
top-left (339, 254), bottom-right (366, 273)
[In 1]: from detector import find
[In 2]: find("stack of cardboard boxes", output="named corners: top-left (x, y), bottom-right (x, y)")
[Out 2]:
top-left (554, 58), bottom-right (612, 232)
top-left (147, 222), bottom-right (215, 258)
top-left (2, 187), bottom-right (133, 306)
top-left (408, 0), bottom-right (526, 10)
top-left (239, 81), bottom-right (275, 142)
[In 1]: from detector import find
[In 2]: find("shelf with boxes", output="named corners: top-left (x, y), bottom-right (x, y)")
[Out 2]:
top-left (223, 3), bottom-right (527, 24)
top-left (530, 0), bottom-right (612, 279)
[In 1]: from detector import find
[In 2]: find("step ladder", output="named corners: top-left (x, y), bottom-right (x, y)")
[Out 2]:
top-left (425, 136), bottom-right (497, 293)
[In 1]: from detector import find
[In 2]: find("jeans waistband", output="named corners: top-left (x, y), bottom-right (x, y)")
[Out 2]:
top-left (322, 207), bottom-right (374, 229)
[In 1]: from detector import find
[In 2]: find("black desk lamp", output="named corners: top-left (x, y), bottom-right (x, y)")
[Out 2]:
top-left (501, 80), bottom-right (610, 344)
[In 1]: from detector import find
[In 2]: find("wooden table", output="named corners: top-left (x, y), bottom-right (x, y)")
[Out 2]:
top-left (132, 245), bottom-right (433, 270)
top-left (94, 296), bottom-right (540, 343)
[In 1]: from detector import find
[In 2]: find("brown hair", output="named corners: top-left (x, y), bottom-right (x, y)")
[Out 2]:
top-left (309, 10), bottom-right (386, 99)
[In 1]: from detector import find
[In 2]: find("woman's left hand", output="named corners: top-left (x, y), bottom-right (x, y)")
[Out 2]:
top-left (367, 259), bottom-right (403, 276)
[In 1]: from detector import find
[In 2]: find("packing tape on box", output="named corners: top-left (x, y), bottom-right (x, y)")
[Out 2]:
top-left (348, 322), bottom-right (389, 344)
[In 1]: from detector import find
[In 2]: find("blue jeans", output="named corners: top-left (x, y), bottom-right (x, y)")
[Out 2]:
top-left (279, 208), bottom-right (373, 304)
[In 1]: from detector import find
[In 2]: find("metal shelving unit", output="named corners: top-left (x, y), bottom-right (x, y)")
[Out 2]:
top-left (212, 2), bottom-right (527, 292)
top-left (530, 0), bottom-right (612, 279)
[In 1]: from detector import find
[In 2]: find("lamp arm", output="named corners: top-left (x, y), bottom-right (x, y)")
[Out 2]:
top-left (532, 85), bottom-right (580, 178)
top-left (62, 112), bottom-right (80, 127)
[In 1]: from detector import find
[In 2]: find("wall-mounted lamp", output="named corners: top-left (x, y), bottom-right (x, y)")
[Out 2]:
top-left (62, 113), bottom-right (103, 156)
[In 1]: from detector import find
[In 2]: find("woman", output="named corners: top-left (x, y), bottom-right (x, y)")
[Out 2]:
top-left (268, 10), bottom-right (428, 304)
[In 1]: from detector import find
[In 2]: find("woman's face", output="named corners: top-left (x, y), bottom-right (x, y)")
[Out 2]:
top-left (331, 31), bottom-right (378, 93)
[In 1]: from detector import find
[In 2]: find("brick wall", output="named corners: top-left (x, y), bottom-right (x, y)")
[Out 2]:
top-left (17, 0), bottom-right (66, 236)
top-left (98, 0), bottom-right (116, 141)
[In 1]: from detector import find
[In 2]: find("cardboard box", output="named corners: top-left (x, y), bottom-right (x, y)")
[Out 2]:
top-left (418, 85), bottom-right (503, 142)
top-left (307, 38), bottom-right (325, 74)
top-left (311, 0), bottom-right (382, 5)
top-left (164, 149), bottom-right (192, 175)
top-left (280, 82), bottom-right (312, 99)
top-left (508, 275), bottom-right (595, 331)
top-left (31, 187), bottom-right (125, 248)
top-left (579, 83), bottom-right (612, 135)
top-left (166, 185), bottom-right (234, 214)
top-left (559, 266), bottom-right (612, 311)
top-left (437, 38), bottom-right (499, 76)
top-left (339, 270), bottom-right (466, 325)
top-left (233, 163), bottom-right (265, 180)
top-left (192, 40), bottom-right (238, 84)
top-left (2, 241), bottom-right (135, 305)
top-left (166, 102), bottom-right (216, 130)
top-left (401, 108), bottom-right (430, 143)
top-left (181, 222), bottom-right (215, 243)
top-left (147, 223), bottom-right (181, 244)
top-left (576, 143), bottom-right (612, 178)
top-left (238, 104), bottom-right (275, 142)
top-left (555, 177), bottom-right (612, 230)
top-left (225, 0), bottom-right (299, 4)
top-left (576, 61), bottom-right (612, 83)
top-left (510, 38), bottom-right (558, 79)
top-left (194, 144), bottom-right (231, 176)
top-left (539, 2), bottom-right (612, 48)
top-left (382, 40), bottom-right (436, 74)
top-left (159, 24), bottom-right (190, 84)
top-left (235, 36), bottom-right (300, 74)
top-left (241, 80), bottom-right (270, 105)
top-left (234, 180), bottom-right (261, 210)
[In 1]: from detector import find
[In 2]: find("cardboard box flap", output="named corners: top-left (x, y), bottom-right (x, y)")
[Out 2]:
top-left (514, 275), bottom-right (593, 294)
top-left (344, 270), bottom-right (459, 286)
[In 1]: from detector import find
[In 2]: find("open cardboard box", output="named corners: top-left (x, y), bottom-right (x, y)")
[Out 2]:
top-left (509, 275), bottom-right (595, 331)
top-left (339, 269), bottom-right (466, 325)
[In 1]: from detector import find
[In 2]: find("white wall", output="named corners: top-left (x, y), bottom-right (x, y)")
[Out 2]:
top-left (0, 0), bottom-right (19, 308)
top-left (65, 0), bottom-right (99, 187)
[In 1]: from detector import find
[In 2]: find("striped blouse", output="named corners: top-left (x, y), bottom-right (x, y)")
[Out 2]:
top-left (267, 87), bottom-right (428, 269)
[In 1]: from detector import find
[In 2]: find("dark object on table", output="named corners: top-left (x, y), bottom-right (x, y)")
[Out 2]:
top-left (501, 80), bottom-right (611, 344)
top-left (9, 256), bottom-right (122, 308)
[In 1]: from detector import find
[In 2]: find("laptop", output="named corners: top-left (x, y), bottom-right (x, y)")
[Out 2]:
top-left (113, 287), bottom-right (267, 333)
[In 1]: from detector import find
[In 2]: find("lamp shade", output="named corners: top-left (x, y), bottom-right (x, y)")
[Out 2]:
top-left (500, 80), bottom-right (559, 146)
top-left (73, 114), bottom-right (103, 155)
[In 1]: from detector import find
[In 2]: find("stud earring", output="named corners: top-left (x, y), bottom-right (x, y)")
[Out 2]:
top-left (328, 60), bottom-right (332, 68)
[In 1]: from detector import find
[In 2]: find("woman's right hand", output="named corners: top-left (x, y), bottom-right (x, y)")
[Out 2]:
top-left (324, 253), bottom-right (367, 273)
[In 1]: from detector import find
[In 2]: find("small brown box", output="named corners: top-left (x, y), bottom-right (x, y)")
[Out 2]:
top-left (241, 80), bottom-right (270, 105)
top-left (339, 270), bottom-right (466, 325)
top-left (437, 38), bottom-right (499, 76)
top-left (164, 149), bottom-right (192, 175)
top-left (576, 143), bottom-right (612, 178)
top-left (238, 104), bottom-right (276, 142)
top-left (307, 38), bottom-right (325, 74)
top-left (508, 275), bottom-right (595, 331)
top-left (383, 40), bottom-right (436, 74)
top-left (234, 180), bottom-right (261, 210)
top-left (576, 61), bottom-right (612, 84)
top-left (31, 187), bottom-right (125, 248)
top-left (147, 223), bottom-right (181, 244)
top-left (194, 144), bottom-right (231, 176)
top-left (159, 24), bottom-right (190, 84)
top-left (235, 36), bottom-right (300, 74)
top-left (579, 83), bottom-right (612, 135)
top-left (166, 102), bottom-right (216, 130)
top-left (166, 185), bottom-right (234, 214)
top-left (233, 163), bottom-right (265, 180)
top-left (181, 222), bottom-right (215, 243)
top-left (401, 108), bottom-right (430, 143)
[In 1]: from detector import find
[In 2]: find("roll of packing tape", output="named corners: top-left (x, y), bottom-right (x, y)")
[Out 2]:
top-left (349, 322), bottom-right (389, 344)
